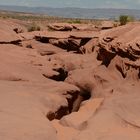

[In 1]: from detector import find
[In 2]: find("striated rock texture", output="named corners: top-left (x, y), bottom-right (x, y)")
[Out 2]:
top-left (0, 20), bottom-right (140, 140)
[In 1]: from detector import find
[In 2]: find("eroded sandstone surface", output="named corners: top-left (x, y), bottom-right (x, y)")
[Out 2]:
top-left (0, 19), bottom-right (140, 140)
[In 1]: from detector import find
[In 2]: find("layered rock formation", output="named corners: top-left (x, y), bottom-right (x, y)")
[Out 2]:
top-left (0, 20), bottom-right (140, 140)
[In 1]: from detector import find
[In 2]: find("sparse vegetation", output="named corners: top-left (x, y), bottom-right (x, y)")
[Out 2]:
top-left (119, 15), bottom-right (135, 25)
top-left (127, 16), bottom-right (135, 22)
top-left (0, 11), bottom-right (103, 29)
top-left (119, 15), bottom-right (129, 25)
top-left (0, 11), bottom-right (86, 23)
top-left (67, 19), bottom-right (81, 24)
top-left (27, 23), bottom-right (41, 32)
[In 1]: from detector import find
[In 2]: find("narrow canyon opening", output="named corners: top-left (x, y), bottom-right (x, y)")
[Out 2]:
top-left (46, 89), bottom-right (91, 121)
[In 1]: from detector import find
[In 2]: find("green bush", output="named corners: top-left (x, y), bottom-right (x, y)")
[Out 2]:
top-left (27, 23), bottom-right (41, 32)
top-left (119, 15), bottom-right (129, 25)
top-left (119, 15), bottom-right (134, 25)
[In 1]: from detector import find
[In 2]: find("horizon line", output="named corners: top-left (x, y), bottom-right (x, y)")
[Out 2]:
top-left (0, 4), bottom-right (140, 10)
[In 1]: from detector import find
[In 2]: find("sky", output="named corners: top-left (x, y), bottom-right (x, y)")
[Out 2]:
top-left (0, 0), bottom-right (140, 9)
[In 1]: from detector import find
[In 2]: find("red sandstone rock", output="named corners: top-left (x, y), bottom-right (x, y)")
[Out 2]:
top-left (48, 23), bottom-right (74, 31)
top-left (0, 20), bottom-right (140, 140)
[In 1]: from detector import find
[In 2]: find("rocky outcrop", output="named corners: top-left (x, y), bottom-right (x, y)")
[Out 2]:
top-left (0, 19), bottom-right (27, 44)
top-left (48, 23), bottom-right (75, 31)
top-left (60, 98), bottom-right (104, 130)
top-left (72, 24), bottom-right (96, 31)
top-left (80, 38), bottom-right (99, 54)
top-left (1, 20), bottom-right (140, 140)
top-left (0, 27), bottom-right (21, 44)
top-left (34, 31), bottom-right (99, 52)
top-left (0, 44), bottom-right (81, 140)
top-left (99, 23), bottom-right (140, 59)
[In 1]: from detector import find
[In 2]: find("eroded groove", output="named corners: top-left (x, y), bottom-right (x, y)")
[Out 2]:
top-left (47, 106), bottom-right (69, 121)
top-left (117, 114), bottom-right (140, 130)
top-left (35, 36), bottom-right (49, 43)
top-left (0, 40), bottom-right (21, 45)
top-left (72, 90), bottom-right (91, 112)
top-left (46, 89), bottom-right (91, 121)
top-left (97, 47), bottom-right (116, 67)
top-left (53, 68), bottom-right (68, 81)
top-left (43, 68), bottom-right (68, 81)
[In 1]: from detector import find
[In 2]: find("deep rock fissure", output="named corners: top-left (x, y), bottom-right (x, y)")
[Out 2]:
top-left (97, 47), bottom-right (116, 67)
top-left (35, 36), bottom-right (49, 43)
top-left (46, 89), bottom-right (91, 121)
top-left (53, 68), bottom-right (68, 81)
top-left (0, 40), bottom-right (21, 45)
top-left (72, 90), bottom-right (91, 112)
top-left (43, 68), bottom-right (68, 81)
